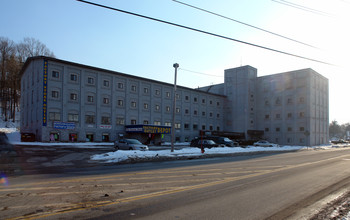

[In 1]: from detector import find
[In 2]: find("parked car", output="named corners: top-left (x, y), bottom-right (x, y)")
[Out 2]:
top-left (190, 139), bottom-right (223, 148)
top-left (208, 136), bottom-right (239, 147)
top-left (331, 139), bottom-right (347, 144)
top-left (253, 140), bottom-right (278, 147)
top-left (114, 139), bottom-right (149, 151)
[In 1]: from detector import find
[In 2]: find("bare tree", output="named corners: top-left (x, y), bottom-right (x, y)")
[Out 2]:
top-left (0, 37), bottom-right (15, 121)
top-left (17, 37), bottom-right (55, 63)
top-left (0, 36), bottom-right (55, 122)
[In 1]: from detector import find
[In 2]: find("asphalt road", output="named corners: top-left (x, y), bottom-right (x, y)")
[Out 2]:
top-left (1, 148), bottom-right (350, 220)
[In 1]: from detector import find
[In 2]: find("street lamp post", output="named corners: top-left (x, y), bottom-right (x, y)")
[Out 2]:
top-left (171, 63), bottom-right (179, 152)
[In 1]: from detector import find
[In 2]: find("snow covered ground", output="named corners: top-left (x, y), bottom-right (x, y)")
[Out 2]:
top-left (0, 120), bottom-right (334, 164)
top-left (91, 145), bottom-right (316, 163)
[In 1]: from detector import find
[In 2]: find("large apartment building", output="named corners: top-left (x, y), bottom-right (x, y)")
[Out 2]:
top-left (20, 56), bottom-right (329, 146)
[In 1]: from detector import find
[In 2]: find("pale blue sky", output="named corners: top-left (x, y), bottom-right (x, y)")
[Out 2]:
top-left (1, 0), bottom-right (349, 123)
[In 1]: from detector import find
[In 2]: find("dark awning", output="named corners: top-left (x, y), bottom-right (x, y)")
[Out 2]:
top-left (125, 125), bottom-right (171, 134)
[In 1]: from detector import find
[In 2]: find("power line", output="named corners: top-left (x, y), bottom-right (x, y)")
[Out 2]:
top-left (272, 0), bottom-right (334, 17)
top-left (75, 0), bottom-right (335, 66)
top-left (172, 0), bottom-right (317, 49)
top-left (179, 68), bottom-right (222, 77)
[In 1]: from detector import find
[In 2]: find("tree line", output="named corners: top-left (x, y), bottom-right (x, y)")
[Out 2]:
top-left (0, 36), bottom-right (55, 122)
top-left (329, 120), bottom-right (350, 140)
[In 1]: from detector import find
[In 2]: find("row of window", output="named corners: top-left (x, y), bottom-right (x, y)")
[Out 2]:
top-left (264, 112), bottom-right (305, 120)
top-left (264, 126), bottom-right (306, 132)
top-left (50, 91), bottom-right (221, 117)
top-left (49, 112), bottom-right (220, 130)
top-left (264, 97), bottom-right (305, 106)
top-left (50, 70), bottom-right (221, 106)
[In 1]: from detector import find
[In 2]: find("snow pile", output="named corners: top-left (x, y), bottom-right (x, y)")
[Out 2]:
top-left (91, 145), bottom-right (308, 163)
top-left (0, 119), bottom-right (20, 142)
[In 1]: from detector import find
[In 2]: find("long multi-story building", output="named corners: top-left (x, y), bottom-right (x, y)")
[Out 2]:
top-left (20, 56), bottom-right (329, 146)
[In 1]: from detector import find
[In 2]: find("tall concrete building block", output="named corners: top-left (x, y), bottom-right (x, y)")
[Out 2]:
top-left (224, 66), bottom-right (257, 137)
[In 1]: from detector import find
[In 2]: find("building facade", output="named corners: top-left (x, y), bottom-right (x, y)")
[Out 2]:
top-left (199, 66), bottom-right (329, 146)
top-left (20, 57), bottom-right (329, 146)
top-left (20, 57), bottom-right (225, 143)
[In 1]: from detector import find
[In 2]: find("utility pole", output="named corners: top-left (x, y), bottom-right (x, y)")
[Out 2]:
top-left (171, 63), bottom-right (179, 152)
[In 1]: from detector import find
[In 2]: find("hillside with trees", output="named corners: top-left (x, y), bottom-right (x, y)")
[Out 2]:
top-left (0, 37), bottom-right (54, 122)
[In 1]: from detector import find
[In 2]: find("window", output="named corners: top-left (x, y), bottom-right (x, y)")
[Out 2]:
top-left (265, 100), bottom-right (269, 106)
top-left (87, 95), bottom-right (94, 103)
top-left (287, 98), bottom-right (293, 104)
top-left (176, 108), bottom-right (180, 113)
top-left (144, 103), bottom-right (149, 110)
top-left (49, 112), bottom-right (60, 121)
top-left (103, 80), bottom-right (110, 87)
top-left (143, 120), bottom-right (149, 124)
top-left (163, 122), bottom-right (170, 127)
top-left (131, 85), bottom-right (137, 92)
top-left (194, 97), bottom-right (198, 103)
top-left (143, 87), bottom-right (149, 94)
top-left (299, 127), bottom-right (305, 132)
top-left (194, 110), bottom-right (198, 115)
top-left (154, 121), bottom-right (161, 125)
top-left (193, 124), bottom-right (198, 130)
top-left (276, 127), bottom-right (280, 132)
top-left (299, 112), bottom-right (305, 118)
top-left (166, 92), bottom-right (170, 98)
top-left (68, 113), bottom-right (79, 122)
top-left (217, 113), bottom-right (220, 118)
top-left (275, 98), bottom-right (281, 105)
top-left (299, 97), bottom-right (305, 103)
top-left (185, 109), bottom-right (189, 114)
top-left (166, 106), bottom-right (170, 112)
top-left (70, 74), bottom-right (78, 81)
top-left (175, 123), bottom-right (181, 129)
top-left (288, 127), bottom-right (293, 131)
top-left (52, 71), bottom-right (59, 78)
top-left (185, 96), bottom-right (189, 101)
top-left (287, 113), bottom-right (292, 119)
top-left (202, 125), bottom-right (206, 130)
top-left (209, 112), bottom-right (213, 117)
top-left (276, 114), bottom-right (281, 119)
top-left (70, 93), bottom-right (77, 101)
top-left (116, 117), bottom-right (125, 125)
top-left (87, 77), bottom-right (94, 85)
top-left (202, 112), bottom-right (206, 116)
top-left (155, 104), bottom-right (160, 111)
top-left (103, 98), bottom-right (109, 104)
top-left (101, 116), bottom-right (111, 125)
top-left (117, 99), bottom-right (124, 107)
top-left (265, 127), bottom-right (269, 132)
top-left (131, 101), bottom-right (137, 108)
top-left (176, 93), bottom-right (180, 100)
top-left (155, 89), bottom-right (160, 96)
top-left (85, 115), bottom-right (95, 124)
top-left (202, 99), bottom-right (206, 104)
top-left (52, 91), bottom-right (59, 98)
top-left (217, 102), bottom-right (220, 106)
top-left (265, 114), bottom-right (270, 120)
top-left (118, 83), bottom-right (124, 89)
top-left (184, 123), bottom-right (190, 129)
top-left (131, 119), bottom-right (137, 125)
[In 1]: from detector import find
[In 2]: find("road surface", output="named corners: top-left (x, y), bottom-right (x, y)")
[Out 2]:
top-left (1, 148), bottom-right (350, 220)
